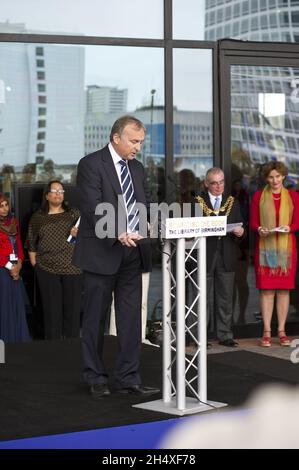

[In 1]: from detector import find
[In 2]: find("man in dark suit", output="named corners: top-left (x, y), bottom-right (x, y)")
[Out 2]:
top-left (73, 115), bottom-right (158, 399)
top-left (195, 167), bottom-right (244, 347)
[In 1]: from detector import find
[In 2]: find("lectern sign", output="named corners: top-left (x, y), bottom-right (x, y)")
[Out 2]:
top-left (165, 216), bottom-right (227, 239)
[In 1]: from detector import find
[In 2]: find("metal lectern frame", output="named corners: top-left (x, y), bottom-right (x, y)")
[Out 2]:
top-left (134, 233), bottom-right (227, 416)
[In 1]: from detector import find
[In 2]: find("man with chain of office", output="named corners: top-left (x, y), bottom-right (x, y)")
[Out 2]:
top-left (194, 167), bottom-right (245, 347)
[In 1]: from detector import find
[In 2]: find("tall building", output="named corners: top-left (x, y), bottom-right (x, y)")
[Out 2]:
top-left (204, 1), bottom-right (299, 175)
top-left (0, 23), bottom-right (85, 168)
top-left (205, 0), bottom-right (299, 43)
top-left (86, 85), bottom-right (128, 114)
top-left (84, 86), bottom-right (128, 156)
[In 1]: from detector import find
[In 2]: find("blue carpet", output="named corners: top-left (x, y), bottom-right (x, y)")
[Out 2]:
top-left (0, 410), bottom-right (252, 449)
top-left (0, 418), bottom-right (181, 449)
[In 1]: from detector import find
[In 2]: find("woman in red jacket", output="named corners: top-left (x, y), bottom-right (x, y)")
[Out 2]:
top-left (250, 162), bottom-right (299, 347)
top-left (0, 194), bottom-right (30, 342)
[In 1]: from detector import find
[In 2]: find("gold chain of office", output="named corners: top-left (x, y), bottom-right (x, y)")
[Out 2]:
top-left (195, 195), bottom-right (235, 216)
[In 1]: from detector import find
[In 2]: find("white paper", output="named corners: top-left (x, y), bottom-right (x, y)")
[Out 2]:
top-left (227, 222), bottom-right (243, 233)
top-left (67, 216), bottom-right (81, 243)
top-left (269, 226), bottom-right (289, 233)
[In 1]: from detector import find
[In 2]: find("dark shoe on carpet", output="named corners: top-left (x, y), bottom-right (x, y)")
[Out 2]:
top-left (117, 385), bottom-right (160, 396)
top-left (90, 384), bottom-right (110, 400)
top-left (219, 339), bottom-right (238, 347)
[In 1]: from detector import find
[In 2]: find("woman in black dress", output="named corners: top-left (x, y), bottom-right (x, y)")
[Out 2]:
top-left (27, 181), bottom-right (82, 340)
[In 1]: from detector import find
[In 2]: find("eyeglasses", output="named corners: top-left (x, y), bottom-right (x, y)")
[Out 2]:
top-left (208, 180), bottom-right (225, 186)
top-left (49, 189), bottom-right (65, 194)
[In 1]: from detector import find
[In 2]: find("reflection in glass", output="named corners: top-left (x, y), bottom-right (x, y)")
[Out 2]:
top-left (205, 1), bottom-right (299, 43)
top-left (173, 48), bottom-right (213, 203)
top-left (173, 0), bottom-right (205, 40)
top-left (231, 65), bottom-right (299, 191)
top-left (0, 0), bottom-right (163, 39)
top-left (230, 64), bottom-right (299, 327)
top-left (0, 43), bottom-right (164, 206)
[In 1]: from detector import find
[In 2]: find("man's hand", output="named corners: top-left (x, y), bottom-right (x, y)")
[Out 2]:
top-left (232, 226), bottom-right (244, 237)
top-left (118, 232), bottom-right (144, 247)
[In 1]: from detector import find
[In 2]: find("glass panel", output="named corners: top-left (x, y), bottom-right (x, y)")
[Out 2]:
top-left (0, 43), bottom-right (164, 206)
top-left (204, 2), bottom-right (299, 42)
top-left (173, 0), bottom-right (205, 40)
top-left (173, 49), bottom-right (213, 203)
top-left (0, 42), bottom-right (165, 332)
top-left (0, 0), bottom-right (163, 39)
top-left (230, 64), bottom-right (299, 326)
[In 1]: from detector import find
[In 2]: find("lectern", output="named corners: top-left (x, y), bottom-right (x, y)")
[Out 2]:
top-left (134, 216), bottom-right (228, 416)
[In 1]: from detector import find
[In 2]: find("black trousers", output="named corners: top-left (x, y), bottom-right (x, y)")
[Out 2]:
top-left (207, 250), bottom-right (235, 341)
top-left (35, 266), bottom-right (83, 340)
top-left (82, 246), bottom-right (142, 388)
top-left (187, 248), bottom-right (235, 342)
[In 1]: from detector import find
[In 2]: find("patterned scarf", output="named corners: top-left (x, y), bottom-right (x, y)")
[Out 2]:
top-left (259, 185), bottom-right (293, 274)
top-left (0, 213), bottom-right (17, 236)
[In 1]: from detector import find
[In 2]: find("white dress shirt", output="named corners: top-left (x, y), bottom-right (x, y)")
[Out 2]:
top-left (208, 192), bottom-right (222, 209)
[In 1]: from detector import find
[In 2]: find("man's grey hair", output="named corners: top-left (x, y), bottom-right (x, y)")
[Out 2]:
top-left (205, 167), bottom-right (224, 183)
top-left (110, 115), bottom-right (146, 142)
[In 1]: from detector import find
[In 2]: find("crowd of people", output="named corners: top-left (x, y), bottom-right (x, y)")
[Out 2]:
top-left (0, 115), bottom-right (298, 399)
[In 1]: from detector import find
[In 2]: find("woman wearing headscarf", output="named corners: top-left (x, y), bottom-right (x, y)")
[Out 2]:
top-left (0, 194), bottom-right (30, 342)
top-left (250, 161), bottom-right (299, 347)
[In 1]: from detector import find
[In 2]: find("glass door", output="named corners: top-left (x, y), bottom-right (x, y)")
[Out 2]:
top-left (219, 41), bottom-right (299, 331)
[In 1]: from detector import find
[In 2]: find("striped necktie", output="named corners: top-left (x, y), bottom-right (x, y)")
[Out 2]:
top-left (213, 197), bottom-right (220, 213)
top-left (119, 160), bottom-right (139, 232)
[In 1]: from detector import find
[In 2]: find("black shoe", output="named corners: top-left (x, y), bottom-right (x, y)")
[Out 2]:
top-left (90, 383), bottom-right (110, 399)
top-left (117, 385), bottom-right (160, 396)
top-left (219, 339), bottom-right (238, 347)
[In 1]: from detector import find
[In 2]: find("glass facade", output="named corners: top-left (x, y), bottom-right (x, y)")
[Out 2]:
top-left (202, 0), bottom-right (299, 326)
top-left (173, 48), bottom-right (213, 203)
top-left (0, 0), bottom-right (163, 39)
top-left (0, 43), bottom-right (164, 205)
top-left (173, 0), bottom-right (205, 40)
top-left (1, 0), bottom-right (299, 335)
top-left (230, 64), bottom-right (299, 325)
top-left (231, 65), bottom-right (299, 177)
top-left (205, 0), bottom-right (299, 43)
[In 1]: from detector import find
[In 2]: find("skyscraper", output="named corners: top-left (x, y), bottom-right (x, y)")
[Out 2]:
top-left (86, 85), bottom-right (127, 114)
top-left (0, 23), bottom-right (85, 168)
top-left (205, 0), bottom-right (299, 43)
top-left (204, 1), bottom-right (299, 175)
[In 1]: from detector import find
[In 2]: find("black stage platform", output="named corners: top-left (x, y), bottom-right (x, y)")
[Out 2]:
top-left (1, 337), bottom-right (299, 442)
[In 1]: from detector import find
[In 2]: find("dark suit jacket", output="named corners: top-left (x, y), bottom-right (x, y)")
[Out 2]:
top-left (198, 191), bottom-right (244, 272)
top-left (73, 145), bottom-right (151, 275)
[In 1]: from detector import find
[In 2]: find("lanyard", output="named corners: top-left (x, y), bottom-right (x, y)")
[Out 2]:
top-left (8, 235), bottom-right (18, 257)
